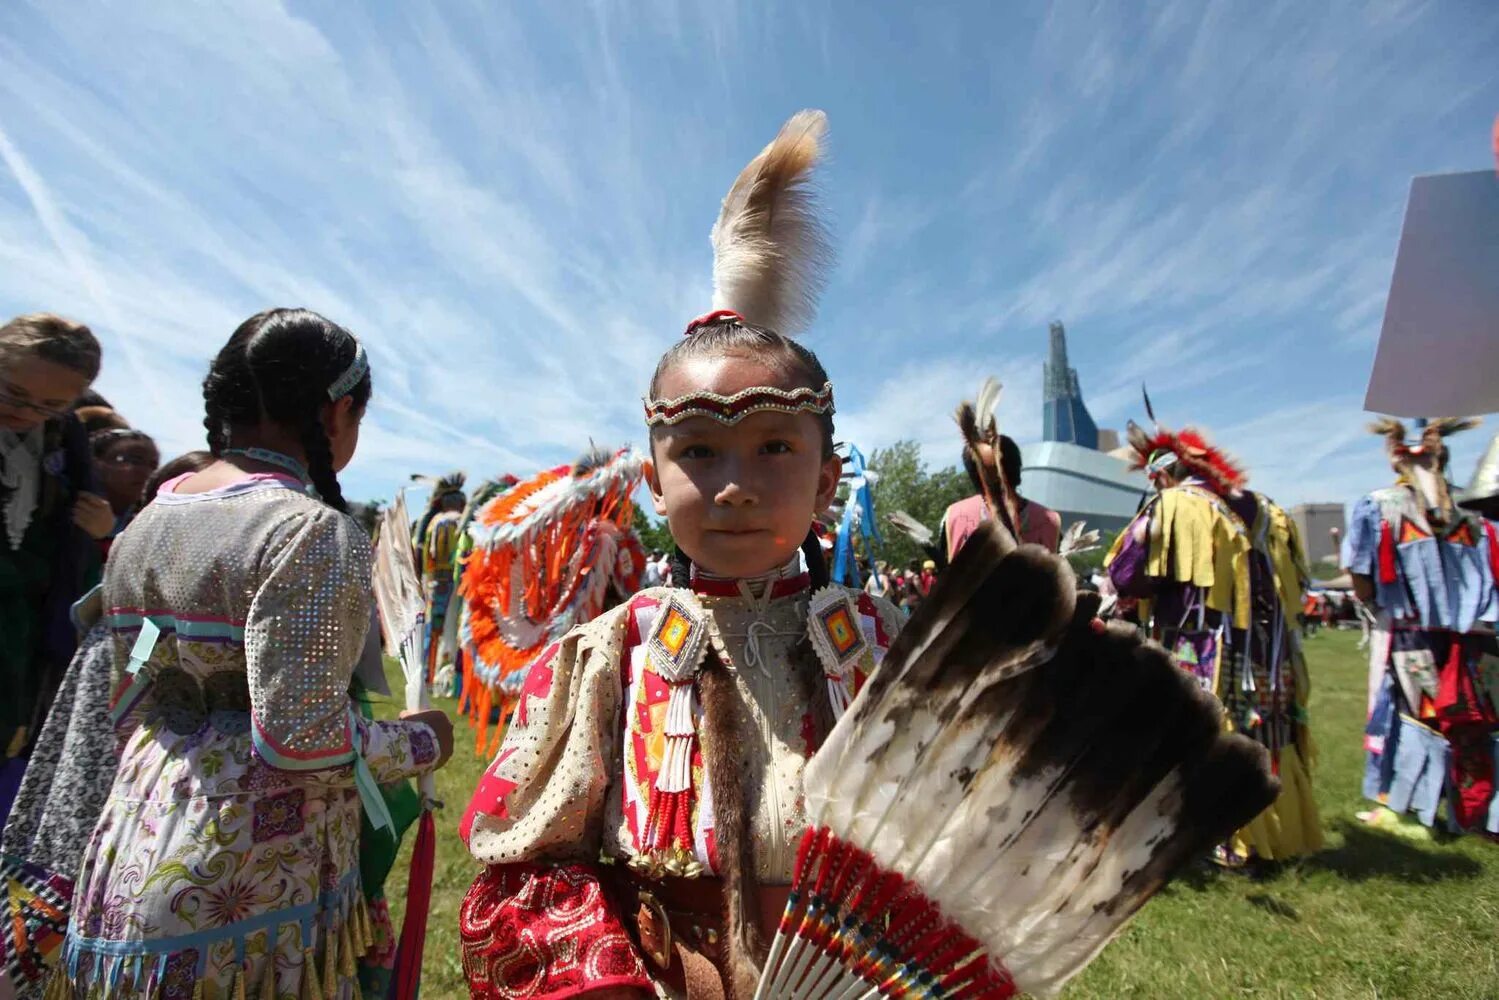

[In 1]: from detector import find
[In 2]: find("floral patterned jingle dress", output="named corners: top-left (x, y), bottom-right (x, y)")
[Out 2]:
top-left (58, 474), bottom-right (439, 999)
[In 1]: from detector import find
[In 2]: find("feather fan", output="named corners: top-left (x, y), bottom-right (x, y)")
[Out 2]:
top-left (372, 491), bottom-right (426, 712)
top-left (370, 491), bottom-right (438, 999)
top-left (885, 510), bottom-right (934, 548)
top-left (1057, 519), bottom-right (1101, 558)
top-left (711, 109), bottom-right (833, 335)
top-left (755, 520), bottom-right (1278, 999)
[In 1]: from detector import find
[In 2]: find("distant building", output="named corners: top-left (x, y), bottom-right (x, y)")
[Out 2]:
top-left (1020, 442), bottom-right (1148, 533)
top-left (1042, 321), bottom-right (1099, 448)
top-left (1020, 321), bottom-right (1147, 534)
top-left (1291, 503), bottom-right (1346, 565)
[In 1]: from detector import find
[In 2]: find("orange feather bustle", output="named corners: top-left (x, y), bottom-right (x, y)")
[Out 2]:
top-left (456, 450), bottom-right (645, 755)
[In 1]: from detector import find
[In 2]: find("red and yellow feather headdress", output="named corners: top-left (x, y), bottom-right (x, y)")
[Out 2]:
top-left (1125, 421), bottom-right (1246, 494)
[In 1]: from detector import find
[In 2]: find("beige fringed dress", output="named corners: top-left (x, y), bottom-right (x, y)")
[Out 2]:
top-left (458, 562), bottom-right (902, 999)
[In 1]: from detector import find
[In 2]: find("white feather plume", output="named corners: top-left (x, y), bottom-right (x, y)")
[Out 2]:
top-left (710, 109), bottom-right (833, 336)
top-left (371, 491), bottom-right (434, 799)
top-left (974, 377), bottom-right (1002, 437)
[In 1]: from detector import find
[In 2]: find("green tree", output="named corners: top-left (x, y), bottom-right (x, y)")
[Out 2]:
top-left (865, 440), bottom-right (972, 570)
top-left (349, 499), bottom-right (385, 537)
top-left (633, 506), bottom-right (675, 557)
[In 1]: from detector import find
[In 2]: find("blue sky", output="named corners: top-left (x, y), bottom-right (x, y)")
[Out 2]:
top-left (1, 1), bottom-right (1496, 510)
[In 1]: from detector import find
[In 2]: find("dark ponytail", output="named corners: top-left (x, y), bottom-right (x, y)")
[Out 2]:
top-left (201, 308), bottom-right (371, 514)
top-left (669, 544), bottom-right (694, 590)
top-left (800, 527), bottom-right (830, 590)
top-left (202, 334), bottom-right (258, 456)
top-left (296, 406), bottom-right (347, 512)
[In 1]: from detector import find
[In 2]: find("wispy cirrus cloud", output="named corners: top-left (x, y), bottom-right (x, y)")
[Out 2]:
top-left (0, 0), bottom-right (1493, 512)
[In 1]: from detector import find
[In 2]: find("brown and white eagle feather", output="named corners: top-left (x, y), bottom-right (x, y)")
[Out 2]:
top-left (758, 522), bottom-right (1278, 998)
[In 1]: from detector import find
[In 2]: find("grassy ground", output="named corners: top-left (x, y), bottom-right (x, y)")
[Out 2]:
top-left (373, 628), bottom-right (1499, 999)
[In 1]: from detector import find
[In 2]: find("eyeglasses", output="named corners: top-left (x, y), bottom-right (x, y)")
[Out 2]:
top-left (0, 384), bottom-right (70, 420)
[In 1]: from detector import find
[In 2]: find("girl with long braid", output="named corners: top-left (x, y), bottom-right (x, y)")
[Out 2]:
top-left (459, 111), bottom-right (902, 998)
top-left (59, 309), bottom-right (453, 998)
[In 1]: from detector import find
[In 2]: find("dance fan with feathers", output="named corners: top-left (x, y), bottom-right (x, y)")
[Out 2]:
top-left (885, 510), bottom-right (934, 549)
top-left (370, 491), bottom-right (439, 1000)
top-left (750, 379), bottom-right (1279, 998)
top-left (1058, 520), bottom-right (1102, 558)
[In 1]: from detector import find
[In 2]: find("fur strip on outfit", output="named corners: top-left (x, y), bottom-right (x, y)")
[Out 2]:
top-left (698, 653), bottom-right (763, 998)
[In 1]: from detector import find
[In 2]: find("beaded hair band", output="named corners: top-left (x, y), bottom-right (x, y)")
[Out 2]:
top-left (327, 342), bottom-right (368, 401)
top-left (643, 381), bottom-right (836, 428)
top-left (642, 309), bottom-right (836, 428)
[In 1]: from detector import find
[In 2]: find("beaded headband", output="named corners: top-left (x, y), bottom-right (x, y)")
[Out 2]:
top-left (1145, 448), bottom-right (1179, 478)
top-left (327, 342), bottom-right (368, 400)
top-left (644, 308), bottom-right (837, 427)
top-left (643, 381), bottom-right (835, 428)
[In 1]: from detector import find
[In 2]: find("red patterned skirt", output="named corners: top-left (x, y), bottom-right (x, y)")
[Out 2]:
top-left (460, 863), bottom-right (652, 999)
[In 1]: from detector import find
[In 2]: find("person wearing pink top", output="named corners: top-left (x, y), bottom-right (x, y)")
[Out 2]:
top-left (940, 434), bottom-right (1060, 562)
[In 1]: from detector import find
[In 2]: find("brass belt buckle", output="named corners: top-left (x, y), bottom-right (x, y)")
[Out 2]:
top-left (637, 889), bottom-right (673, 970)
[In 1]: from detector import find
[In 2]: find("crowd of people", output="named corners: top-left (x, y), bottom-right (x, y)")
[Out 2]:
top-left (0, 314), bottom-right (209, 834)
top-left (0, 107), bottom-right (1492, 1000)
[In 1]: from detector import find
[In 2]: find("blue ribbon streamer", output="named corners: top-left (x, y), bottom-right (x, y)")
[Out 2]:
top-left (833, 445), bottom-right (882, 586)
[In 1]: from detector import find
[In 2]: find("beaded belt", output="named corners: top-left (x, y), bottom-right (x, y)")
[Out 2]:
top-left (145, 668), bottom-right (252, 736)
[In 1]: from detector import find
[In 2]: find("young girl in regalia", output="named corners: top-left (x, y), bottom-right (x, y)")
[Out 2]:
top-left (57, 309), bottom-right (454, 999)
top-left (459, 110), bottom-right (904, 999)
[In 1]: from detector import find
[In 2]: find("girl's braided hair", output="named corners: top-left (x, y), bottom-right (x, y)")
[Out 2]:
top-left (202, 308), bottom-right (370, 513)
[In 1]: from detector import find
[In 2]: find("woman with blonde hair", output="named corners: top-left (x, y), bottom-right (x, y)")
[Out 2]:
top-left (0, 313), bottom-right (112, 824)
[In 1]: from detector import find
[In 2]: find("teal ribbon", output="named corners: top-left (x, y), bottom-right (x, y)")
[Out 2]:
top-left (348, 707), bottom-right (395, 835)
top-left (354, 756), bottom-right (395, 835)
top-left (126, 619), bottom-right (160, 675)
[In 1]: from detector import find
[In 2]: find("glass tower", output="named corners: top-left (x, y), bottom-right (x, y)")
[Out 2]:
top-left (1041, 321), bottom-right (1099, 448)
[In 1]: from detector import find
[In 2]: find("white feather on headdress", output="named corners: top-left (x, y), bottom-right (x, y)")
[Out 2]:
top-left (710, 109), bottom-right (833, 336)
top-left (974, 377), bottom-right (1002, 437)
top-left (956, 376), bottom-right (1020, 539)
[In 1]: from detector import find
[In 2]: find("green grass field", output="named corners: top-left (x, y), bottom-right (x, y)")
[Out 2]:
top-left (375, 628), bottom-right (1499, 999)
